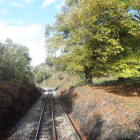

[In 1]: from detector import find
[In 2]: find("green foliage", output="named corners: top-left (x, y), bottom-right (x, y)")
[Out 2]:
top-left (0, 38), bottom-right (31, 82)
top-left (45, 57), bottom-right (53, 66)
top-left (110, 53), bottom-right (140, 78)
top-left (58, 74), bottom-right (63, 80)
top-left (45, 0), bottom-right (140, 82)
top-left (33, 71), bottom-right (52, 83)
top-left (74, 79), bottom-right (86, 87)
top-left (45, 24), bottom-right (52, 36)
top-left (58, 83), bottom-right (65, 88)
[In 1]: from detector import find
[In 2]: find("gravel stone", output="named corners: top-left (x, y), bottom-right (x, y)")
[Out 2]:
top-left (7, 88), bottom-right (81, 140)
top-left (53, 91), bottom-right (81, 140)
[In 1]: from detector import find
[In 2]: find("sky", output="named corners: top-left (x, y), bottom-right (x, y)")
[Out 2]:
top-left (0, 0), bottom-right (65, 66)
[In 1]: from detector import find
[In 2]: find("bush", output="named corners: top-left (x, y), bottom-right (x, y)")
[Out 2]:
top-left (33, 71), bottom-right (52, 83)
top-left (58, 74), bottom-right (63, 80)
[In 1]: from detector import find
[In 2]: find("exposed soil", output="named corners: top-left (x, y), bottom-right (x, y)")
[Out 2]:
top-left (0, 81), bottom-right (43, 140)
top-left (58, 83), bottom-right (140, 140)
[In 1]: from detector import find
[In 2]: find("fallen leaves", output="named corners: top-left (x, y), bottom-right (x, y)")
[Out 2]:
top-left (59, 83), bottom-right (140, 139)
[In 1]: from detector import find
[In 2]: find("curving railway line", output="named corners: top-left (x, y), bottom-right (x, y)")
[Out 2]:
top-left (8, 88), bottom-right (81, 140)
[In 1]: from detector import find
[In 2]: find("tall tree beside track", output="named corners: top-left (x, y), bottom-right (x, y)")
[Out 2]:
top-left (45, 0), bottom-right (140, 85)
top-left (0, 38), bottom-right (31, 82)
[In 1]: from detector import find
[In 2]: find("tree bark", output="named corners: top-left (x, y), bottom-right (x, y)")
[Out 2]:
top-left (118, 77), bottom-right (124, 82)
top-left (85, 67), bottom-right (93, 85)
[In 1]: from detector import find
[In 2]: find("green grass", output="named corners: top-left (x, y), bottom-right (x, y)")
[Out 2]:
top-left (58, 83), bottom-right (65, 88)
top-left (93, 77), bottom-right (118, 85)
top-left (124, 77), bottom-right (140, 84)
top-left (93, 77), bottom-right (140, 86)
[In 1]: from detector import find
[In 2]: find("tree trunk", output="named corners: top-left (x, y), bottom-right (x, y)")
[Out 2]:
top-left (85, 68), bottom-right (93, 85)
top-left (118, 77), bottom-right (124, 82)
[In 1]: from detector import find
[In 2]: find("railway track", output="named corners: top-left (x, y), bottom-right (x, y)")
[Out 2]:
top-left (8, 88), bottom-right (81, 140)
top-left (29, 89), bottom-right (57, 140)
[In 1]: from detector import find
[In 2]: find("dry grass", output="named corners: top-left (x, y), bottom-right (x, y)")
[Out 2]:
top-left (58, 83), bottom-right (140, 140)
top-left (44, 71), bottom-right (80, 87)
top-left (0, 81), bottom-right (42, 140)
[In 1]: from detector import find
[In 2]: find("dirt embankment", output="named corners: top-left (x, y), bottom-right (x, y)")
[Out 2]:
top-left (0, 82), bottom-right (42, 140)
top-left (58, 84), bottom-right (140, 140)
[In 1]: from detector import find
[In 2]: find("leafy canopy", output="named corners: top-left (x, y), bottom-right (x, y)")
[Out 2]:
top-left (45, 0), bottom-right (140, 80)
top-left (0, 38), bottom-right (31, 82)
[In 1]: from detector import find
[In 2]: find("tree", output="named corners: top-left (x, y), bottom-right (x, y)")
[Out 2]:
top-left (45, 57), bottom-right (53, 66)
top-left (0, 38), bottom-right (31, 82)
top-left (45, 0), bottom-right (140, 85)
top-left (33, 71), bottom-right (51, 84)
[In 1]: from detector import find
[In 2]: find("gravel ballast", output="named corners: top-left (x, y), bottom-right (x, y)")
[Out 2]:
top-left (7, 88), bottom-right (80, 140)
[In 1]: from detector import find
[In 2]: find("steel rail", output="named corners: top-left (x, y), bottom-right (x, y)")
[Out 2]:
top-left (51, 90), bottom-right (58, 140)
top-left (56, 92), bottom-right (82, 140)
top-left (35, 91), bottom-right (49, 140)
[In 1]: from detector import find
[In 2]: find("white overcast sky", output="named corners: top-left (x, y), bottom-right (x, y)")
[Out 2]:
top-left (0, 0), bottom-right (65, 66)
